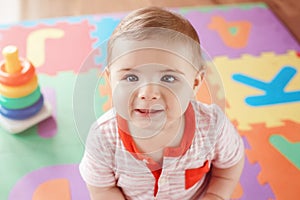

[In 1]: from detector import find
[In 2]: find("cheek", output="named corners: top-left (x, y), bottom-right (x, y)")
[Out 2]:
top-left (164, 85), bottom-right (193, 115)
top-left (112, 83), bottom-right (135, 118)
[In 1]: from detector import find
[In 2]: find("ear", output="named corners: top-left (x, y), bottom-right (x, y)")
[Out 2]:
top-left (193, 78), bottom-right (200, 88)
top-left (104, 67), bottom-right (110, 76)
top-left (104, 67), bottom-right (110, 81)
top-left (193, 70), bottom-right (205, 91)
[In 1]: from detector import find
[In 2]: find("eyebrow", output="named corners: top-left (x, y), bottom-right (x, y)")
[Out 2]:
top-left (117, 68), bottom-right (138, 73)
top-left (160, 69), bottom-right (185, 75)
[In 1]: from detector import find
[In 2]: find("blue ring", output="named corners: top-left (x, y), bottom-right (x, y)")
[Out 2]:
top-left (0, 95), bottom-right (44, 120)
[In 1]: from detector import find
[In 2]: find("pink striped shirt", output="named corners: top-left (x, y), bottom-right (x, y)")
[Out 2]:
top-left (79, 100), bottom-right (244, 199)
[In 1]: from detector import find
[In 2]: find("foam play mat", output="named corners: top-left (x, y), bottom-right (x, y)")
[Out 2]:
top-left (0, 3), bottom-right (299, 199)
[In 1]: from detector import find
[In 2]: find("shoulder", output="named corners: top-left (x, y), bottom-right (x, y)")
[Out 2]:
top-left (88, 108), bottom-right (119, 144)
top-left (191, 100), bottom-right (231, 144)
top-left (189, 101), bottom-right (229, 160)
top-left (92, 108), bottom-right (118, 131)
top-left (191, 100), bottom-right (226, 125)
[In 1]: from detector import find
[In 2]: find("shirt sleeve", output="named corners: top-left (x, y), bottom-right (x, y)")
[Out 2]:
top-left (79, 120), bottom-right (117, 187)
top-left (211, 105), bottom-right (245, 168)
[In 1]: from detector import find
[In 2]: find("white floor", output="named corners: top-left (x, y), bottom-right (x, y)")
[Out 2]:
top-left (0, 0), bottom-right (21, 24)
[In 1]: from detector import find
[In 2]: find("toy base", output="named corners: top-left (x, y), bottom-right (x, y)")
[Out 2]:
top-left (0, 101), bottom-right (52, 134)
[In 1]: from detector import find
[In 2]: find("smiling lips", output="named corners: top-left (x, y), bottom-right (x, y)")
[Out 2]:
top-left (134, 108), bottom-right (164, 116)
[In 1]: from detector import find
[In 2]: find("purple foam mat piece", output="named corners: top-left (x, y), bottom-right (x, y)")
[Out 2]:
top-left (183, 7), bottom-right (300, 58)
top-left (238, 155), bottom-right (275, 199)
top-left (8, 164), bottom-right (90, 200)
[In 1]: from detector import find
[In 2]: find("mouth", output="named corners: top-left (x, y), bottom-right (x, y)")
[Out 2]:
top-left (135, 109), bottom-right (164, 114)
top-left (133, 108), bottom-right (165, 117)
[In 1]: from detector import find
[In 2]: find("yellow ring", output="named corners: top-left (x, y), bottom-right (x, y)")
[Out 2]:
top-left (0, 75), bottom-right (38, 98)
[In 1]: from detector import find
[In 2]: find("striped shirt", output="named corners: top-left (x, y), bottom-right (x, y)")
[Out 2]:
top-left (79, 100), bottom-right (244, 199)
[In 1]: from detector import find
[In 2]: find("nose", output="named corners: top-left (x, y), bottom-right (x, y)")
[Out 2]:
top-left (137, 84), bottom-right (161, 101)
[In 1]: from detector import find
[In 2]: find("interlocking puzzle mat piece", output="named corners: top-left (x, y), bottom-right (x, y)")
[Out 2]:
top-left (179, 3), bottom-right (300, 58)
top-left (8, 164), bottom-right (89, 200)
top-left (240, 121), bottom-right (300, 200)
top-left (0, 20), bottom-right (96, 75)
top-left (269, 135), bottom-right (300, 169)
top-left (214, 51), bottom-right (300, 130)
top-left (89, 16), bottom-right (120, 68)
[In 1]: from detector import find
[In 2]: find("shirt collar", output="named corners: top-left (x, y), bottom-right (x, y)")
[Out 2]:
top-left (117, 102), bottom-right (195, 160)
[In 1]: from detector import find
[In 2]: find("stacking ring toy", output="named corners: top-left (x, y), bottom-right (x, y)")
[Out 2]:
top-left (0, 60), bottom-right (35, 86)
top-left (0, 75), bottom-right (38, 98)
top-left (0, 86), bottom-right (41, 109)
top-left (0, 95), bottom-right (44, 120)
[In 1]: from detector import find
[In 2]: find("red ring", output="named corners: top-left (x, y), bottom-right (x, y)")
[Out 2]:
top-left (0, 58), bottom-right (35, 86)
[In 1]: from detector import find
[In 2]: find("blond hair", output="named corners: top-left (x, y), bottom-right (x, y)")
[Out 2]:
top-left (107, 7), bottom-right (204, 70)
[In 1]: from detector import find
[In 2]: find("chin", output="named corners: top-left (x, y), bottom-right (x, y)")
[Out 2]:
top-left (130, 115), bottom-right (166, 129)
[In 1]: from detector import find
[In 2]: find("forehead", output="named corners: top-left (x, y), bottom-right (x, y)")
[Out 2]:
top-left (110, 39), bottom-right (197, 72)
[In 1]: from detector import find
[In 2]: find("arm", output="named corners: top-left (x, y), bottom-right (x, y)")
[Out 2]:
top-left (87, 184), bottom-right (126, 200)
top-left (202, 154), bottom-right (245, 200)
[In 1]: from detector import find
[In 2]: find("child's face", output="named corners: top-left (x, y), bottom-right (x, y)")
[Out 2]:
top-left (108, 40), bottom-right (200, 130)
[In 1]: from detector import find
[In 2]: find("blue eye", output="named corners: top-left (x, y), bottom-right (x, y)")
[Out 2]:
top-left (161, 75), bottom-right (176, 83)
top-left (124, 74), bottom-right (139, 82)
